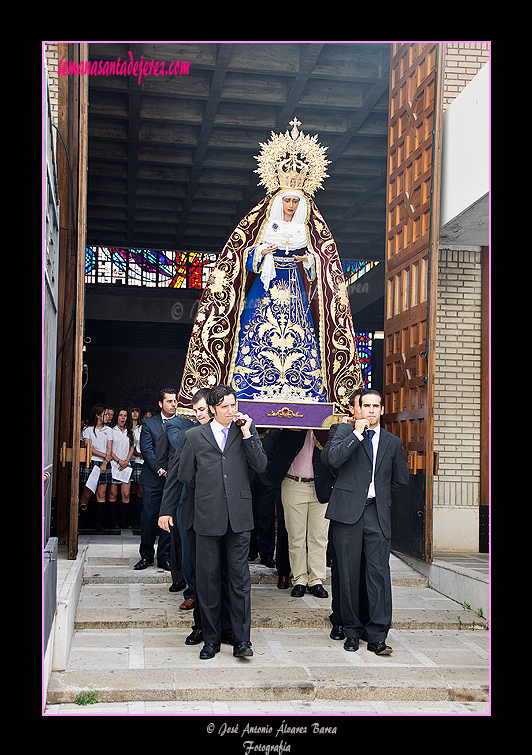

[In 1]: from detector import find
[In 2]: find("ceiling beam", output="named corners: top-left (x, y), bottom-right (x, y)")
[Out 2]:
top-left (173, 44), bottom-right (234, 248)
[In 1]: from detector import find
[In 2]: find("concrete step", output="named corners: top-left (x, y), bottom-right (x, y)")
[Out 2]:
top-left (81, 554), bottom-right (430, 587)
top-left (46, 624), bottom-right (489, 705)
top-left (76, 553), bottom-right (481, 632)
top-left (73, 582), bottom-right (486, 632)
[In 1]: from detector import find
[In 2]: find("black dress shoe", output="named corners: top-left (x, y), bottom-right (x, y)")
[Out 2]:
top-left (291, 584), bottom-right (306, 597)
top-left (307, 583), bottom-right (329, 598)
top-left (157, 560), bottom-right (172, 571)
top-left (261, 558), bottom-right (276, 568)
top-left (277, 576), bottom-right (290, 590)
top-left (343, 637), bottom-right (360, 652)
top-left (199, 643), bottom-right (220, 659)
top-left (233, 641), bottom-right (253, 658)
top-left (133, 558), bottom-right (153, 570)
top-left (330, 624), bottom-right (345, 641)
top-left (169, 580), bottom-right (187, 592)
top-left (185, 628), bottom-right (203, 645)
top-left (367, 641), bottom-right (392, 655)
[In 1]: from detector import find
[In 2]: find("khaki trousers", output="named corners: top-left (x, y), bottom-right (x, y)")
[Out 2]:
top-left (281, 477), bottom-right (329, 587)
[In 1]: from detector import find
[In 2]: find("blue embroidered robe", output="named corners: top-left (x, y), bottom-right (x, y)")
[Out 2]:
top-left (231, 246), bottom-right (326, 402)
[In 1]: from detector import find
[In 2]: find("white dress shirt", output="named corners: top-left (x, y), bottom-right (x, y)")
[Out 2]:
top-left (133, 425), bottom-right (144, 464)
top-left (354, 424), bottom-right (380, 498)
top-left (211, 419), bottom-right (230, 451)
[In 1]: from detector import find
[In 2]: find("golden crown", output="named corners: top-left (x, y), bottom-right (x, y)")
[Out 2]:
top-left (254, 119), bottom-right (330, 196)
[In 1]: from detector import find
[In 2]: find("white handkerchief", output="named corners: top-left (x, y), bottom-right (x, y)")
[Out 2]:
top-left (259, 245), bottom-right (276, 291)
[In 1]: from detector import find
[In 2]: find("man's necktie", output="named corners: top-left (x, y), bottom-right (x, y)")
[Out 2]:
top-left (220, 426), bottom-right (229, 451)
top-left (366, 429), bottom-right (375, 461)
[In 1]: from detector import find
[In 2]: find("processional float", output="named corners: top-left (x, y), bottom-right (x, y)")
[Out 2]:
top-left (176, 119), bottom-right (363, 429)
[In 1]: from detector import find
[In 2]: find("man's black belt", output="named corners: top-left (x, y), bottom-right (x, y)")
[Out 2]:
top-left (285, 474), bottom-right (314, 483)
top-left (365, 497), bottom-right (376, 505)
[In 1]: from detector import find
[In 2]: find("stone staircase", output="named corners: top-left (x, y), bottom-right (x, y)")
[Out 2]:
top-left (46, 538), bottom-right (489, 707)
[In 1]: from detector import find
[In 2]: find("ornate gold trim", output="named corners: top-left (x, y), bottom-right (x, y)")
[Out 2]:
top-left (266, 406), bottom-right (304, 419)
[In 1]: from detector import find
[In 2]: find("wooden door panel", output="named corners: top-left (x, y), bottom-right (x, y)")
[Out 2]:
top-left (384, 43), bottom-right (443, 561)
top-left (387, 44), bottom-right (438, 274)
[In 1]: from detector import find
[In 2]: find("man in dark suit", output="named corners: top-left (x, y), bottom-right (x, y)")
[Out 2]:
top-left (177, 385), bottom-right (268, 660)
top-left (321, 391), bottom-right (367, 640)
top-left (155, 411), bottom-right (194, 594)
top-left (323, 388), bottom-right (409, 655)
top-left (133, 388), bottom-right (176, 571)
top-left (158, 389), bottom-right (233, 646)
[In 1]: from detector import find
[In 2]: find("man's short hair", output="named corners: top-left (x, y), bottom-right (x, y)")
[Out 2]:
top-left (207, 384), bottom-right (237, 408)
top-left (191, 388), bottom-right (210, 406)
top-left (348, 388), bottom-right (363, 407)
top-left (159, 387), bottom-right (177, 402)
top-left (358, 388), bottom-right (383, 406)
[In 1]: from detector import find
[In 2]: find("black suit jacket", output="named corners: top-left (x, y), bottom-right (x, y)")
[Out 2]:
top-left (265, 429), bottom-right (334, 503)
top-left (177, 420), bottom-right (267, 536)
top-left (156, 415), bottom-right (195, 470)
top-left (159, 425), bottom-right (195, 530)
top-left (139, 414), bottom-right (166, 489)
top-left (323, 422), bottom-right (409, 539)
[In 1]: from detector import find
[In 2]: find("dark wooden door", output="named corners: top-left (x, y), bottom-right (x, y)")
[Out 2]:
top-left (384, 43), bottom-right (444, 562)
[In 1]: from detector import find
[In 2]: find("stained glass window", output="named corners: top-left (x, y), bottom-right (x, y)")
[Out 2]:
top-left (354, 332), bottom-right (373, 388)
top-left (342, 260), bottom-right (379, 285)
top-left (86, 249), bottom-right (375, 385)
top-left (86, 250), bottom-right (377, 290)
top-left (85, 247), bottom-right (217, 289)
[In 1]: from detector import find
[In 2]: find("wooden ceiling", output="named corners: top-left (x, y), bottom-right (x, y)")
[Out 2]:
top-left (87, 42), bottom-right (390, 261)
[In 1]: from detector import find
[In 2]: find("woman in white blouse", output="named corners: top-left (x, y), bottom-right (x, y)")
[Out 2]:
top-left (79, 404), bottom-right (113, 529)
top-left (108, 408), bottom-right (135, 528)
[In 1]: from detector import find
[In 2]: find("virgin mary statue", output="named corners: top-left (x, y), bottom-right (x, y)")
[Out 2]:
top-left (176, 120), bottom-right (363, 414)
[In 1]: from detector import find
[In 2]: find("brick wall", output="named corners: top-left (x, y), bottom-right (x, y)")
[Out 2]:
top-left (443, 43), bottom-right (490, 109)
top-left (433, 247), bottom-right (482, 518)
top-left (44, 44), bottom-right (59, 119)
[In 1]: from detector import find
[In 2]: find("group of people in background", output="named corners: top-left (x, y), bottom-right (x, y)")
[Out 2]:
top-left (79, 403), bottom-right (151, 533)
top-left (79, 382), bottom-right (409, 660)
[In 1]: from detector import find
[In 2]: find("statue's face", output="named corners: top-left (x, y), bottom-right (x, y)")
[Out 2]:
top-left (282, 195), bottom-right (300, 221)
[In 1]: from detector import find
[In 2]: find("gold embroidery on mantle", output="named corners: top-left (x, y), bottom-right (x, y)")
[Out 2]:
top-left (231, 265), bottom-right (325, 400)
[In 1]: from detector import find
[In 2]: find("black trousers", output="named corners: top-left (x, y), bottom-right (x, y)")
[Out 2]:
top-left (329, 503), bottom-right (392, 643)
top-left (139, 485), bottom-right (171, 564)
top-left (169, 521), bottom-right (183, 585)
top-left (275, 493), bottom-right (290, 577)
top-left (186, 526), bottom-right (232, 633)
top-left (249, 478), bottom-right (276, 561)
top-left (195, 527), bottom-right (251, 645)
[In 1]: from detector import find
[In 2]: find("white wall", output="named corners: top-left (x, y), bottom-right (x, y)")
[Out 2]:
top-left (440, 61), bottom-right (490, 227)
